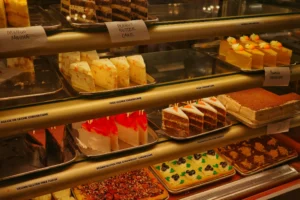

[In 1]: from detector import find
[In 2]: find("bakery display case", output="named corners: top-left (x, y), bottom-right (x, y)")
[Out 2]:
top-left (1, 0), bottom-right (300, 199)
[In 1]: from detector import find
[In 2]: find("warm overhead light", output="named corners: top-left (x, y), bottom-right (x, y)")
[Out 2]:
top-left (203, 7), bottom-right (206, 11)
top-left (216, 5), bottom-right (220, 9)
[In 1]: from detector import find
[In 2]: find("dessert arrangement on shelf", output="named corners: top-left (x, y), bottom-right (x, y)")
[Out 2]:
top-left (148, 97), bottom-right (231, 140)
top-left (217, 135), bottom-right (298, 175)
top-left (73, 168), bottom-right (169, 200)
top-left (32, 188), bottom-right (74, 200)
top-left (151, 149), bottom-right (235, 193)
top-left (58, 50), bottom-right (155, 94)
top-left (218, 87), bottom-right (300, 128)
top-left (217, 34), bottom-right (294, 71)
top-left (69, 110), bottom-right (159, 157)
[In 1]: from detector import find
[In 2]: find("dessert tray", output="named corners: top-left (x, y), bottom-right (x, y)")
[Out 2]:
top-left (67, 124), bottom-right (159, 158)
top-left (0, 133), bottom-right (77, 182)
top-left (0, 57), bottom-right (63, 101)
top-left (50, 4), bottom-right (158, 30)
top-left (147, 109), bottom-right (232, 140)
top-left (217, 135), bottom-right (298, 176)
top-left (150, 150), bottom-right (236, 194)
top-left (29, 6), bottom-right (61, 31)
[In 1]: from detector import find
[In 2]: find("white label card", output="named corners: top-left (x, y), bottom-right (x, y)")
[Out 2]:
top-left (105, 20), bottom-right (150, 43)
top-left (267, 119), bottom-right (291, 134)
top-left (0, 26), bottom-right (47, 53)
top-left (263, 67), bottom-right (290, 86)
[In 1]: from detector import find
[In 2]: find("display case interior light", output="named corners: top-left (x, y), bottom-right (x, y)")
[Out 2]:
top-left (203, 7), bottom-right (207, 11)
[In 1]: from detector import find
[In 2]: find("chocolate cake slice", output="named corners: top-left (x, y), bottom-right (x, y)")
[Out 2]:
top-left (112, 0), bottom-right (131, 21)
top-left (46, 125), bottom-right (66, 163)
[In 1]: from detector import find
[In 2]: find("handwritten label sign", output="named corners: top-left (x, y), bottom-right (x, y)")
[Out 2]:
top-left (267, 119), bottom-right (291, 134)
top-left (105, 20), bottom-right (150, 43)
top-left (263, 67), bottom-right (290, 86)
top-left (0, 26), bottom-right (47, 53)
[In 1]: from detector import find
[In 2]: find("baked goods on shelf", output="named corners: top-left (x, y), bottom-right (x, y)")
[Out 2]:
top-left (257, 42), bottom-right (277, 67)
top-left (47, 125), bottom-right (66, 163)
top-left (180, 103), bottom-right (204, 132)
top-left (131, 0), bottom-right (148, 20)
top-left (59, 51), bottom-right (81, 77)
top-left (152, 150), bottom-right (235, 191)
top-left (131, 110), bottom-right (148, 144)
top-left (203, 97), bottom-right (227, 126)
top-left (127, 55), bottom-right (147, 85)
top-left (217, 135), bottom-right (298, 174)
top-left (226, 43), bottom-right (252, 69)
top-left (60, 0), bottom-right (70, 16)
top-left (70, 0), bottom-right (97, 22)
top-left (95, 0), bottom-right (112, 22)
top-left (4, 0), bottom-right (30, 27)
top-left (219, 37), bottom-right (237, 58)
top-left (91, 59), bottom-right (118, 89)
top-left (110, 56), bottom-right (130, 88)
top-left (73, 168), bottom-right (168, 200)
top-left (218, 88), bottom-right (300, 122)
top-left (193, 99), bottom-right (218, 129)
top-left (80, 50), bottom-right (99, 66)
top-left (7, 57), bottom-right (34, 72)
top-left (239, 35), bottom-right (258, 46)
top-left (31, 194), bottom-right (52, 200)
top-left (112, 0), bottom-right (131, 21)
top-left (32, 188), bottom-right (73, 200)
top-left (270, 40), bottom-right (292, 65)
top-left (250, 33), bottom-right (266, 44)
top-left (244, 44), bottom-right (264, 69)
top-left (0, 0), bottom-right (7, 28)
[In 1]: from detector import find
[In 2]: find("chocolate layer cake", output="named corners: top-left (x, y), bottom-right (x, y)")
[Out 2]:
top-left (46, 126), bottom-right (66, 163)
top-left (70, 0), bottom-right (97, 22)
top-left (25, 130), bottom-right (47, 167)
top-left (95, 0), bottom-right (112, 22)
top-left (61, 0), bottom-right (71, 16)
top-left (131, 0), bottom-right (148, 20)
top-left (112, 0), bottom-right (131, 21)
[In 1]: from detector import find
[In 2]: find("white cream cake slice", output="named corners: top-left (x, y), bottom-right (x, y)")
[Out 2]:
top-left (127, 55), bottom-right (147, 85)
top-left (110, 56), bottom-right (130, 88)
top-left (80, 50), bottom-right (99, 66)
top-left (59, 51), bottom-right (80, 77)
top-left (70, 61), bottom-right (96, 92)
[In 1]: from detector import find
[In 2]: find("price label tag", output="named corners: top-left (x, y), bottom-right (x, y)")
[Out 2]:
top-left (0, 26), bottom-right (47, 53)
top-left (105, 20), bottom-right (150, 43)
top-left (267, 119), bottom-right (291, 134)
top-left (263, 67), bottom-right (290, 86)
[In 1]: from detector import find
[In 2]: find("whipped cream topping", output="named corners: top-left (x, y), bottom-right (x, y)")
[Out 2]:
top-left (245, 43), bottom-right (255, 50)
top-left (227, 37), bottom-right (237, 45)
top-left (250, 34), bottom-right (260, 41)
top-left (270, 40), bottom-right (283, 48)
top-left (232, 43), bottom-right (244, 51)
top-left (259, 42), bottom-right (270, 49)
top-left (240, 35), bottom-right (250, 42)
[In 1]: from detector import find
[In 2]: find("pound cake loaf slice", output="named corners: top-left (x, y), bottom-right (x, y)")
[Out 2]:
top-left (131, 0), bottom-right (148, 20)
top-left (244, 44), bottom-right (264, 69)
top-left (193, 100), bottom-right (217, 129)
top-left (180, 104), bottom-right (204, 132)
top-left (270, 41), bottom-right (292, 65)
top-left (70, 61), bottom-right (96, 92)
top-left (25, 130), bottom-right (47, 167)
top-left (91, 59), bottom-right (117, 89)
top-left (0, 0), bottom-right (7, 28)
top-left (219, 37), bottom-right (237, 58)
top-left (127, 55), bottom-right (147, 85)
top-left (61, 0), bottom-right (71, 16)
top-left (46, 126), bottom-right (66, 163)
top-left (110, 56), bottom-right (130, 88)
top-left (203, 97), bottom-right (227, 126)
top-left (80, 50), bottom-right (99, 66)
top-left (4, 0), bottom-right (30, 27)
top-left (112, 0), bottom-right (131, 21)
top-left (258, 42), bottom-right (277, 67)
top-left (162, 105), bottom-right (189, 137)
top-left (95, 0), bottom-right (112, 22)
top-left (226, 44), bottom-right (252, 69)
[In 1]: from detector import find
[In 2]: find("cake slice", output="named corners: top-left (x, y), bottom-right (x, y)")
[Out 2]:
top-left (127, 55), bottom-right (147, 85)
top-left (0, 0), bottom-right (7, 28)
top-left (244, 43), bottom-right (264, 69)
top-left (70, 0), bottom-right (97, 22)
top-left (95, 0), bottom-right (112, 22)
top-left (239, 35), bottom-right (258, 47)
top-left (70, 61), bottom-right (96, 92)
top-left (25, 130), bottom-right (47, 167)
top-left (112, 0), bottom-right (131, 21)
top-left (219, 37), bottom-right (237, 59)
top-left (115, 113), bottom-right (140, 146)
top-left (52, 188), bottom-right (71, 200)
top-left (4, 0), bottom-right (30, 27)
top-left (131, 0), bottom-right (148, 20)
top-left (80, 50), bottom-right (99, 66)
top-left (91, 59), bottom-right (117, 89)
top-left (46, 126), bottom-right (66, 163)
top-left (270, 41), bottom-right (292, 65)
top-left (61, 0), bottom-right (71, 16)
top-left (226, 43), bottom-right (252, 69)
top-left (203, 97), bottom-right (227, 126)
top-left (131, 110), bottom-right (148, 144)
top-left (7, 57), bottom-right (34, 72)
top-left (110, 56), bottom-right (130, 88)
top-left (250, 33), bottom-right (265, 44)
top-left (180, 104), bottom-right (204, 132)
top-left (258, 42), bottom-right (277, 67)
top-left (59, 52), bottom-right (81, 77)
top-left (162, 106), bottom-right (189, 137)
top-left (193, 100), bottom-right (217, 129)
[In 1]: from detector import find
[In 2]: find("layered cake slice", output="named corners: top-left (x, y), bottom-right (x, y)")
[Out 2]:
top-left (95, 0), bottom-right (112, 22)
top-left (70, 61), bottom-right (96, 92)
top-left (219, 37), bottom-right (237, 59)
top-left (46, 126), bottom-right (66, 163)
top-left (226, 44), bottom-right (252, 69)
top-left (270, 41), bottom-right (292, 65)
top-left (180, 104), bottom-right (204, 132)
top-left (162, 105), bottom-right (189, 137)
top-left (4, 0), bottom-right (30, 27)
top-left (258, 42), bottom-right (277, 67)
top-left (70, 0), bottom-right (97, 22)
top-left (110, 56), bottom-right (130, 88)
top-left (25, 130), bottom-right (47, 167)
top-left (131, 0), bottom-right (148, 20)
top-left (91, 59), bottom-right (117, 89)
top-left (131, 110), bottom-right (148, 144)
top-left (203, 97), bottom-right (227, 126)
top-left (115, 113), bottom-right (139, 146)
top-left (59, 51), bottom-right (81, 77)
top-left (244, 43), bottom-right (264, 69)
top-left (127, 55), bottom-right (147, 85)
top-left (80, 50), bottom-right (99, 66)
top-left (0, 0), bottom-right (7, 28)
top-left (250, 33), bottom-right (265, 44)
top-left (193, 100), bottom-right (217, 129)
top-left (112, 0), bottom-right (131, 21)
top-left (239, 35), bottom-right (258, 47)
top-left (61, 0), bottom-right (71, 16)
top-left (7, 57), bottom-right (34, 72)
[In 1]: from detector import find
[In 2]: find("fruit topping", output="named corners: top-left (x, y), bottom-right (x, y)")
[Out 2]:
top-left (161, 163), bottom-right (169, 171)
top-left (171, 174), bottom-right (180, 181)
top-left (207, 150), bottom-right (215, 156)
top-left (194, 153), bottom-right (202, 160)
top-left (205, 165), bottom-right (214, 171)
top-left (177, 157), bottom-right (186, 165)
top-left (220, 162), bottom-right (228, 168)
top-left (186, 170), bottom-right (196, 176)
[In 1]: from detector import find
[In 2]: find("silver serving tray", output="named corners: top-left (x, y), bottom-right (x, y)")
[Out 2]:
top-left (50, 4), bottom-right (158, 29)
top-left (0, 132), bottom-right (77, 182)
top-left (0, 57), bottom-right (63, 101)
top-left (147, 109), bottom-right (232, 140)
top-left (29, 6), bottom-right (61, 31)
top-left (67, 124), bottom-right (159, 158)
top-left (149, 166), bottom-right (236, 194)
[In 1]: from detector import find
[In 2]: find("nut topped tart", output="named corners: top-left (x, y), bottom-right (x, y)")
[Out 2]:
top-left (218, 135), bottom-right (298, 175)
top-left (152, 150), bottom-right (235, 191)
top-left (73, 168), bottom-right (168, 200)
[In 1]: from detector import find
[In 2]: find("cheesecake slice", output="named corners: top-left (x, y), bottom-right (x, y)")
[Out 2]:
top-left (91, 59), bottom-right (118, 89)
top-left (258, 42), bottom-right (277, 67)
top-left (4, 0), bottom-right (30, 27)
top-left (270, 41), bottom-right (292, 65)
top-left (0, 0), bottom-right (7, 28)
top-left (80, 50), bottom-right (99, 66)
top-left (70, 61), bottom-right (96, 92)
top-left (244, 44), bottom-right (264, 69)
top-left (127, 55), bottom-right (147, 85)
top-left (47, 126), bottom-right (66, 163)
top-left (115, 113), bottom-right (140, 146)
top-left (131, 110), bottom-right (148, 144)
top-left (110, 56), bottom-right (130, 88)
top-left (226, 44), bottom-right (252, 69)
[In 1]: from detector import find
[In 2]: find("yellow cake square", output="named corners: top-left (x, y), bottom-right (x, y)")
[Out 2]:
top-left (110, 56), bottom-right (130, 88)
top-left (127, 55), bottom-right (147, 85)
top-left (91, 59), bottom-right (117, 89)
